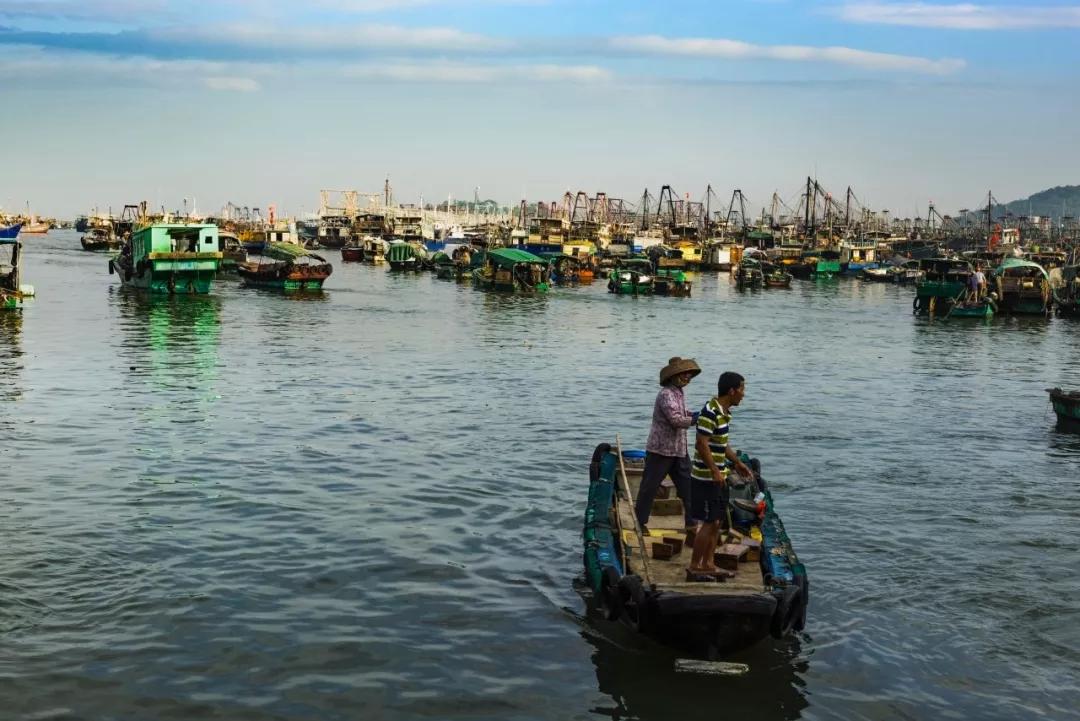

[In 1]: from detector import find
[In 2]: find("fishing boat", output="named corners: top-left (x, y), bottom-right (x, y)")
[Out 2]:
top-left (0, 222), bottom-right (23, 240)
top-left (109, 223), bottom-right (222, 294)
top-left (432, 251), bottom-right (456, 279)
top-left (543, 253), bottom-right (592, 285)
top-left (607, 258), bottom-right (654, 296)
top-left (652, 269), bottom-right (691, 297)
top-left (80, 227), bottom-right (120, 252)
top-left (472, 248), bottom-right (549, 292)
top-left (763, 261), bottom-right (793, 288)
top-left (20, 216), bottom-right (49, 234)
top-left (1053, 265), bottom-right (1080, 318)
top-left (584, 442), bottom-right (807, 658)
top-left (1046, 388), bottom-right (1080, 432)
top-left (702, 240), bottom-right (741, 271)
top-left (363, 235), bottom-right (387, 264)
top-left (861, 258), bottom-right (923, 284)
top-left (237, 242), bottom-right (332, 291)
top-left (913, 258), bottom-right (988, 317)
top-left (217, 231), bottom-right (246, 272)
top-left (992, 258), bottom-right (1052, 315)
top-left (386, 241), bottom-right (427, 271)
top-left (316, 215), bottom-right (352, 248)
top-left (1, 234), bottom-right (32, 309)
top-left (340, 240), bottom-right (364, 262)
top-left (734, 257), bottom-right (764, 289)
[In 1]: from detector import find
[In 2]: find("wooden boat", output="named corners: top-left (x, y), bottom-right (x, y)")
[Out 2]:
top-left (762, 260), bottom-right (793, 288)
top-left (431, 251), bottom-right (456, 279)
top-left (217, 231), bottom-right (246, 271)
top-left (1, 234), bottom-right (32, 309)
top-left (473, 247), bottom-right (549, 292)
top-left (237, 242), bottom-right (332, 291)
top-left (945, 299), bottom-right (995, 319)
top-left (80, 227), bottom-right (121, 252)
top-left (993, 258), bottom-right (1052, 315)
top-left (386, 241), bottom-right (427, 271)
top-left (341, 242), bottom-right (364, 262)
top-left (647, 245), bottom-right (686, 271)
top-left (109, 223), bottom-right (222, 294)
top-left (584, 443), bottom-right (807, 658)
top-left (1046, 388), bottom-right (1080, 432)
top-left (20, 217), bottom-right (49, 234)
top-left (608, 258), bottom-right (654, 295)
top-left (734, 257), bottom-right (764, 289)
top-left (1053, 265), bottom-right (1080, 318)
top-left (653, 269), bottom-right (692, 297)
top-left (862, 258), bottom-right (923, 284)
top-left (914, 258), bottom-right (976, 317)
top-left (542, 253), bottom-right (591, 285)
top-left (362, 235), bottom-right (387, 264)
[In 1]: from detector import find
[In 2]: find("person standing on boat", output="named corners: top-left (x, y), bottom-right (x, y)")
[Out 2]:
top-left (689, 372), bottom-right (754, 576)
top-left (635, 357), bottom-right (701, 533)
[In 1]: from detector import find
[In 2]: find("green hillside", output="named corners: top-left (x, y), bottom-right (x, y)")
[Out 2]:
top-left (999, 185), bottom-right (1080, 221)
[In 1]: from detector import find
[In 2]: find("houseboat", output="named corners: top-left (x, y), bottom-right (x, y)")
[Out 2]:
top-left (109, 223), bottom-right (223, 294)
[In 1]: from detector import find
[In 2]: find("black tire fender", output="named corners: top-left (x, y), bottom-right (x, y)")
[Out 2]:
top-left (770, 583), bottom-right (802, 639)
top-left (617, 574), bottom-right (651, 632)
top-left (600, 567), bottom-right (623, 621)
top-left (793, 574), bottom-right (809, 632)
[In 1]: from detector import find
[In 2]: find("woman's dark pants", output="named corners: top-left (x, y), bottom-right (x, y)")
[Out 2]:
top-left (634, 452), bottom-right (694, 529)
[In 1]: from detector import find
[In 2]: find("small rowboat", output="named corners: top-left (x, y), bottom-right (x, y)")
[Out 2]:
top-left (583, 440), bottom-right (807, 658)
top-left (1047, 388), bottom-right (1080, 432)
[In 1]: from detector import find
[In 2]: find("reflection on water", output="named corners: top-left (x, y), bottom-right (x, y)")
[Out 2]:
top-left (6, 233), bottom-right (1080, 721)
top-left (111, 289), bottom-right (223, 429)
top-left (0, 310), bottom-right (23, 402)
top-left (582, 621), bottom-right (809, 721)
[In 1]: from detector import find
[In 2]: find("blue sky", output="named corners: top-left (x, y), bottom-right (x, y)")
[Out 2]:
top-left (1, 0), bottom-right (1078, 219)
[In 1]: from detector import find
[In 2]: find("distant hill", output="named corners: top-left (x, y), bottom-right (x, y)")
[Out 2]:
top-left (998, 185), bottom-right (1080, 222)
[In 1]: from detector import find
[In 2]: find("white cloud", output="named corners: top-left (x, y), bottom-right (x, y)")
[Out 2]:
top-left (836, 2), bottom-right (1080, 30)
top-left (343, 61), bottom-right (611, 82)
top-left (611, 34), bottom-right (965, 74)
top-left (205, 75), bottom-right (260, 92)
top-left (158, 23), bottom-right (510, 52)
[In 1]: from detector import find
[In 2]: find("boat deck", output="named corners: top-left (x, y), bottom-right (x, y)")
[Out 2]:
top-left (616, 466), bottom-right (766, 597)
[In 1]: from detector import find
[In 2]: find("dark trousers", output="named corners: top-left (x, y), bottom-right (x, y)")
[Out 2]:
top-left (634, 452), bottom-right (694, 529)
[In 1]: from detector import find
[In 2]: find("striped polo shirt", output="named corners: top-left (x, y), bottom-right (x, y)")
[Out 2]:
top-left (691, 398), bottom-right (731, 482)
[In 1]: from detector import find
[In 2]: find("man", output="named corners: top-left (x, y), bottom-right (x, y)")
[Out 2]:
top-left (688, 372), bottom-right (753, 577)
top-left (635, 357), bottom-right (701, 533)
top-left (972, 265), bottom-right (987, 301)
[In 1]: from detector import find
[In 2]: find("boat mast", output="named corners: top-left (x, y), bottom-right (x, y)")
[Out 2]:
top-left (804, 176), bottom-right (811, 240)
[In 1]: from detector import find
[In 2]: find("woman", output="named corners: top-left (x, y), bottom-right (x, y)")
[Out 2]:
top-left (634, 356), bottom-right (700, 533)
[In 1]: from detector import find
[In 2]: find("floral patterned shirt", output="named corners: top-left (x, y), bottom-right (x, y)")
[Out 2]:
top-left (645, 385), bottom-right (695, 457)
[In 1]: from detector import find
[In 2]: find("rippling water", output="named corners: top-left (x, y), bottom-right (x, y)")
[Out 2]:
top-left (2, 231), bottom-right (1078, 720)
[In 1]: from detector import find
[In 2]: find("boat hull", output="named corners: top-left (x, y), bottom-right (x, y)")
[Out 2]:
top-left (341, 246), bottom-right (364, 262)
top-left (1048, 389), bottom-right (1080, 432)
top-left (81, 236), bottom-right (121, 252)
top-left (584, 445), bottom-right (807, 657)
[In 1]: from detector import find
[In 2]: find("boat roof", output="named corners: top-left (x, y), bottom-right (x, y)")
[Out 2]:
top-left (488, 248), bottom-right (545, 266)
top-left (996, 257), bottom-right (1048, 276)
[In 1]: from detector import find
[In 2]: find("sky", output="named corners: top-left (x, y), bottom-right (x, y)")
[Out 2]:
top-left (1, 0), bottom-right (1078, 220)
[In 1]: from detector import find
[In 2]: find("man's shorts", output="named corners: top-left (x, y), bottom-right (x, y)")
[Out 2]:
top-left (690, 478), bottom-right (729, 524)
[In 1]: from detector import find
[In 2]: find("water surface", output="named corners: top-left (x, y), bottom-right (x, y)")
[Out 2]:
top-left (1, 231), bottom-right (1078, 720)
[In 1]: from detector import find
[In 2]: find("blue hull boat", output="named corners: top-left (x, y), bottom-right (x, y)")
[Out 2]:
top-left (0, 223), bottom-right (23, 240)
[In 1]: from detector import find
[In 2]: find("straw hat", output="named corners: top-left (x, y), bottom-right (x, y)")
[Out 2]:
top-left (659, 357), bottom-right (701, 385)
